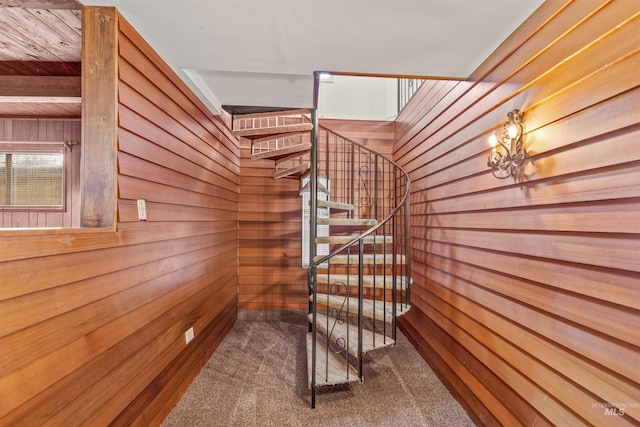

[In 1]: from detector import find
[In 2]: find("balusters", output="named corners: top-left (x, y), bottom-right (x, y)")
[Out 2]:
top-left (308, 124), bottom-right (411, 407)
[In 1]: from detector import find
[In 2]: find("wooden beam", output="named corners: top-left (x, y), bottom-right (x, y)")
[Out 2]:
top-left (0, 96), bottom-right (81, 103)
top-left (0, 75), bottom-right (80, 100)
top-left (0, 0), bottom-right (81, 9)
top-left (0, 61), bottom-right (82, 76)
top-left (81, 6), bottom-right (117, 228)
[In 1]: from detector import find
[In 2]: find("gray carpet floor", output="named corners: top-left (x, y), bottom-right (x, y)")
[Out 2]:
top-left (162, 310), bottom-right (475, 427)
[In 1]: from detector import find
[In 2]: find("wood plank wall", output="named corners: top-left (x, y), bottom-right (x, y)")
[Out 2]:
top-left (393, 1), bottom-right (640, 426)
top-left (321, 118), bottom-right (394, 153)
top-left (238, 119), bottom-right (394, 309)
top-left (0, 118), bottom-right (81, 227)
top-left (238, 135), bottom-right (305, 309)
top-left (0, 8), bottom-right (240, 426)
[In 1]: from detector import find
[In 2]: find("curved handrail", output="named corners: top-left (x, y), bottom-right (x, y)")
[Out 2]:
top-left (311, 124), bottom-right (411, 267)
top-left (308, 72), bottom-right (412, 408)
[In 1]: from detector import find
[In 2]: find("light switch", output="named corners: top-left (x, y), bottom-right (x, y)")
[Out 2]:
top-left (137, 199), bottom-right (147, 220)
top-left (185, 327), bottom-right (194, 344)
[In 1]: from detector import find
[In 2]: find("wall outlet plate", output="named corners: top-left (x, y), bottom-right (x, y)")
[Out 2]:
top-left (185, 326), bottom-right (194, 344)
top-left (137, 199), bottom-right (147, 221)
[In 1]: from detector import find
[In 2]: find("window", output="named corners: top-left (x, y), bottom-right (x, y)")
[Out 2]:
top-left (0, 147), bottom-right (65, 210)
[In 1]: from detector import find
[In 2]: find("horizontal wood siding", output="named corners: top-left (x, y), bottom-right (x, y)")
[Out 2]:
top-left (238, 119), bottom-right (394, 309)
top-left (394, 1), bottom-right (640, 426)
top-left (238, 134), bottom-right (307, 309)
top-left (0, 8), bottom-right (239, 426)
top-left (0, 118), bottom-right (81, 228)
top-left (320, 118), bottom-right (395, 153)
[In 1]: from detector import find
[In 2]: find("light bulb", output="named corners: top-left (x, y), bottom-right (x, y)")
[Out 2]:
top-left (489, 132), bottom-right (498, 148)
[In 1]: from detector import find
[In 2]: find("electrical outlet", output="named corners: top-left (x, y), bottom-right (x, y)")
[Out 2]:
top-left (185, 327), bottom-right (194, 344)
top-left (137, 199), bottom-right (147, 221)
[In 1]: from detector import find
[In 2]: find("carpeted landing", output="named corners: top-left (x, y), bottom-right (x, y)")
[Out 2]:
top-left (162, 310), bottom-right (476, 427)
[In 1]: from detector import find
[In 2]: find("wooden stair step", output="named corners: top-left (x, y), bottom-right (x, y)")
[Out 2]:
top-left (309, 313), bottom-right (395, 357)
top-left (275, 150), bottom-right (309, 164)
top-left (274, 162), bottom-right (310, 179)
top-left (315, 253), bottom-right (406, 265)
top-left (251, 142), bottom-right (311, 160)
top-left (233, 122), bottom-right (313, 137)
top-left (306, 332), bottom-right (359, 388)
top-left (232, 108), bottom-right (310, 120)
top-left (253, 130), bottom-right (310, 144)
top-left (274, 150), bottom-right (310, 178)
top-left (312, 293), bottom-right (411, 322)
top-left (317, 218), bottom-right (377, 226)
top-left (316, 274), bottom-right (411, 290)
top-left (315, 235), bottom-right (392, 245)
top-left (317, 200), bottom-right (354, 211)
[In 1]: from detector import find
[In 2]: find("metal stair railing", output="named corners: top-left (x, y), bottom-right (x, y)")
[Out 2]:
top-left (398, 78), bottom-right (425, 113)
top-left (308, 72), bottom-right (411, 408)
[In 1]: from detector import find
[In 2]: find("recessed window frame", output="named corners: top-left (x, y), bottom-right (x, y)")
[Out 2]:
top-left (0, 142), bottom-right (69, 212)
top-left (0, 6), bottom-right (118, 233)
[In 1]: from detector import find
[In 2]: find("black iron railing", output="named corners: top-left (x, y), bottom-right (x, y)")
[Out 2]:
top-left (398, 78), bottom-right (424, 113)
top-left (308, 72), bottom-right (411, 408)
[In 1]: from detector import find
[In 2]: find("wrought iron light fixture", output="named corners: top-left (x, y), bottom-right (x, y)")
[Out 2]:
top-left (487, 109), bottom-right (527, 179)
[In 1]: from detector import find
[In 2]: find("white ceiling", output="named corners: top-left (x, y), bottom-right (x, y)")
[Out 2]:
top-left (79, 0), bottom-right (543, 114)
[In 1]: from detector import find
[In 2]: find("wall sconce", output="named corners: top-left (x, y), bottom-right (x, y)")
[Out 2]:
top-left (487, 110), bottom-right (527, 179)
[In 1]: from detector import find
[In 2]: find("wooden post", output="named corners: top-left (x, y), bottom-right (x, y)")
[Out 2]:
top-left (81, 6), bottom-right (118, 228)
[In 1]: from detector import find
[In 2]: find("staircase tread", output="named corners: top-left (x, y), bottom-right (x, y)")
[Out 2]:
top-left (316, 274), bottom-right (411, 289)
top-left (317, 200), bottom-right (354, 211)
top-left (253, 130), bottom-right (310, 144)
top-left (274, 162), bottom-right (310, 179)
top-left (310, 313), bottom-right (395, 356)
top-left (232, 108), bottom-right (310, 120)
top-left (316, 235), bottom-right (393, 245)
top-left (315, 253), bottom-right (406, 265)
top-left (233, 122), bottom-right (313, 137)
top-left (251, 142), bottom-right (311, 160)
top-left (306, 332), bottom-right (359, 388)
top-left (317, 218), bottom-right (377, 226)
top-left (313, 293), bottom-right (410, 322)
top-left (275, 150), bottom-right (309, 165)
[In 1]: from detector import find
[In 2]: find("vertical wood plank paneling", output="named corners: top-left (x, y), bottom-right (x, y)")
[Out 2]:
top-left (394, 1), bottom-right (640, 426)
top-left (0, 8), bottom-right (239, 426)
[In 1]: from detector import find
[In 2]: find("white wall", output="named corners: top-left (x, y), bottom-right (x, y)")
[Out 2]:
top-left (317, 75), bottom-right (398, 121)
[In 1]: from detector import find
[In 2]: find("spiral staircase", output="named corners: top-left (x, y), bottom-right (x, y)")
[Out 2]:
top-left (232, 96), bottom-right (412, 408)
